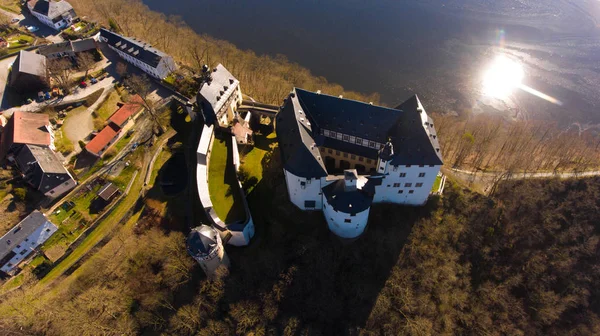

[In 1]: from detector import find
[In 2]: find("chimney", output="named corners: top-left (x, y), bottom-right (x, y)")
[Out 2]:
top-left (343, 169), bottom-right (358, 192)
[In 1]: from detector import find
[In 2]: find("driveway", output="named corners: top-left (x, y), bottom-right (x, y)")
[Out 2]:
top-left (62, 104), bottom-right (93, 144)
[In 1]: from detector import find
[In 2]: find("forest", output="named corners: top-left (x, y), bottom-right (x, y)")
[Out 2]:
top-left (0, 141), bottom-right (598, 335)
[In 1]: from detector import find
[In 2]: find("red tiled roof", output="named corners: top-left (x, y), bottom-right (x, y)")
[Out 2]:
top-left (85, 123), bottom-right (120, 155)
top-left (12, 111), bottom-right (51, 146)
top-left (108, 103), bottom-right (143, 127)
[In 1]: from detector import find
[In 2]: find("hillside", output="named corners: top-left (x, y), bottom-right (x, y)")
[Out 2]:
top-left (0, 142), bottom-right (598, 334)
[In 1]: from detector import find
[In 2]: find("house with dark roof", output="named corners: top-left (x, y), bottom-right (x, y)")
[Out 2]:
top-left (98, 28), bottom-right (177, 79)
top-left (0, 111), bottom-right (53, 163)
top-left (276, 88), bottom-right (443, 239)
top-left (0, 211), bottom-right (58, 275)
top-left (15, 144), bottom-right (76, 198)
top-left (9, 50), bottom-right (48, 93)
top-left (38, 38), bottom-right (97, 59)
top-left (197, 64), bottom-right (243, 127)
top-left (27, 0), bottom-right (77, 30)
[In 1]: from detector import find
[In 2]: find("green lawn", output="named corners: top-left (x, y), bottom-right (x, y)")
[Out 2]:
top-left (54, 127), bottom-right (74, 155)
top-left (149, 148), bottom-right (172, 185)
top-left (239, 132), bottom-right (276, 194)
top-left (95, 90), bottom-right (122, 121)
top-left (432, 174), bottom-right (442, 193)
top-left (208, 136), bottom-right (246, 222)
top-left (109, 164), bottom-right (136, 189)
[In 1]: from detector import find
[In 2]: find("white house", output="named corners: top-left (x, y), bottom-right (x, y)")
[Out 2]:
top-left (0, 211), bottom-right (58, 275)
top-left (187, 225), bottom-right (230, 278)
top-left (197, 64), bottom-right (243, 127)
top-left (98, 28), bottom-right (177, 80)
top-left (276, 88), bottom-right (443, 239)
top-left (27, 0), bottom-right (77, 31)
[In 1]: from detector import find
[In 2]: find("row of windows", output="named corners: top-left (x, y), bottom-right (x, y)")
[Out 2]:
top-left (391, 183), bottom-right (423, 188)
top-left (399, 190), bottom-right (414, 194)
top-left (393, 164), bottom-right (435, 170)
top-left (322, 148), bottom-right (374, 164)
top-left (399, 172), bottom-right (427, 178)
top-left (321, 129), bottom-right (380, 149)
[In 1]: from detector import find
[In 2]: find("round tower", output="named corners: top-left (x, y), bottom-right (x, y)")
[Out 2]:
top-left (187, 225), bottom-right (230, 278)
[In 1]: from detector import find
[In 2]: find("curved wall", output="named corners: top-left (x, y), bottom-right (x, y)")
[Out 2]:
top-left (322, 195), bottom-right (370, 239)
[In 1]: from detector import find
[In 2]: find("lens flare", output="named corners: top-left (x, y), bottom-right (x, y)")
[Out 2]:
top-left (482, 55), bottom-right (524, 99)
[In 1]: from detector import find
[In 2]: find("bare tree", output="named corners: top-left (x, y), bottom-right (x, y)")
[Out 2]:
top-left (77, 52), bottom-right (96, 79)
top-left (47, 58), bottom-right (75, 92)
top-left (125, 74), bottom-right (164, 134)
top-left (116, 61), bottom-right (128, 78)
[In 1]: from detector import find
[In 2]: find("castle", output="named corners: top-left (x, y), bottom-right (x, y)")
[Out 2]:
top-left (276, 88), bottom-right (442, 239)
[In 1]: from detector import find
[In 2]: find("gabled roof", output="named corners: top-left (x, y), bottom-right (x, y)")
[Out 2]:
top-left (276, 88), bottom-right (443, 179)
top-left (108, 102), bottom-right (142, 127)
top-left (10, 111), bottom-right (51, 146)
top-left (99, 28), bottom-right (169, 68)
top-left (198, 64), bottom-right (239, 113)
top-left (28, 0), bottom-right (74, 20)
top-left (85, 123), bottom-right (120, 155)
top-left (71, 38), bottom-right (97, 52)
top-left (14, 50), bottom-right (46, 77)
top-left (38, 41), bottom-right (72, 56)
top-left (0, 211), bottom-right (56, 261)
top-left (98, 182), bottom-right (119, 201)
top-left (17, 144), bottom-right (66, 174)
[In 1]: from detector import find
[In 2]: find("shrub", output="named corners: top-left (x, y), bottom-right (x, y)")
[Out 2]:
top-left (79, 140), bottom-right (86, 149)
top-left (13, 187), bottom-right (27, 201)
top-left (108, 18), bottom-right (119, 32)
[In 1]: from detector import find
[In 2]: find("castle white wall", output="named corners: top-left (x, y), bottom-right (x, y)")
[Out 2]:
top-left (323, 196), bottom-right (370, 239)
top-left (106, 44), bottom-right (175, 79)
top-left (284, 170), bottom-right (325, 210)
top-left (227, 221), bottom-right (255, 246)
top-left (373, 164), bottom-right (441, 205)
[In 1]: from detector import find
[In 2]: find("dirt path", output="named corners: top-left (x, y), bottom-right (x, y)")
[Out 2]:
top-left (62, 106), bottom-right (93, 144)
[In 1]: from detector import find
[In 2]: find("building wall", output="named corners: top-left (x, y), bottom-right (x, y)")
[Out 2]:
top-left (318, 146), bottom-right (377, 172)
top-left (284, 170), bottom-right (326, 210)
top-left (45, 177), bottom-right (77, 199)
top-left (107, 44), bottom-right (164, 79)
top-left (194, 232), bottom-right (230, 278)
top-left (0, 220), bottom-right (57, 274)
top-left (373, 164), bottom-right (441, 205)
top-left (323, 196), bottom-right (370, 239)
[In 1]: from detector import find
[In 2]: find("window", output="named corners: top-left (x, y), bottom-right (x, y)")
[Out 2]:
top-left (366, 159), bottom-right (372, 164)
top-left (16, 245), bottom-right (20, 249)
top-left (406, 165), bottom-right (411, 168)
top-left (355, 138), bottom-right (363, 145)
top-left (369, 141), bottom-right (376, 148)
top-left (343, 135), bottom-right (349, 141)
top-left (320, 147), bottom-right (325, 152)
top-left (330, 131), bottom-right (337, 138)
top-left (49, 190), bottom-right (55, 194)
top-left (429, 164), bottom-right (435, 167)
top-left (328, 149), bottom-right (333, 154)
top-left (419, 165), bottom-right (425, 167)
top-left (46, 228), bottom-right (51, 232)
top-left (409, 190), bottom-right (414, 194)
top-left (419, 173), bottom-right (426, 177)
top-left (344, 219), bottom-right (351, 223)
top-left (392, 166), bottom-right (398, 171)
top-left (398, 190), bottom-right (404, 194)
top-left (336, 150), bottom-right (341, 156)
top-left (343, 152), bottom-right (348, 158)
top-left (304, 200), bottom-right (316, 208)
top-left (359, 157), bottom-right (364, 162)
top-left (393, 183), bottom-right (400, 187)
top-left (19, 250), bottom-right (27, 255)
top-left (416, 183), bottom-right (423, 187)
top-left (405, 183), bottom-right (412, 187)
top-left (400, 173), bottom-right (406, 177)
top-left (351, 155), bottom-right (356, 160)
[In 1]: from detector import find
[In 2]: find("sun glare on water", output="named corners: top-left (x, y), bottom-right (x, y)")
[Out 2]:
top-left (482, 55), bottom-right (524, 99)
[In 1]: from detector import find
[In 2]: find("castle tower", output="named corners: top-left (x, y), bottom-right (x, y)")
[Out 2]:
top-left (377, 140), bottom-right (394, 174)
top-left (187, 225), bottom-right (230, 278)
top-left (321, 169), bottom-right (373, 239)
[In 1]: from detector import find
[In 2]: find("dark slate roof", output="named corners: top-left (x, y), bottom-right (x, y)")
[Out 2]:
top-left (187, 225), bottom-right (219, 256)
top-left (322, 179), bottom-right (373, 214)
top-left (29, 0), bottom-right (74, 19)
top-left (71, 38), bottom-right (97, 52)
top-left (16, 144), bottom-right (72, 191)
top-left (198, 64), bottom-right (239, 111)
top-left (0, 211), bottom-right (53, 260)
top-left (99, 28), bottom-right (168, 68)
top-left (98, 182), bottom-right (119, 201)
top-left (275, 91), bottom-right (327, 178)
top-left (276, 88), bottom-right (443, 179)
top-left (38, 41), bottom-right (72, 56)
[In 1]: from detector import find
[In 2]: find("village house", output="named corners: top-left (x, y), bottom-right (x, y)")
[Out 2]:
top-left (27, 0), bottom-right (77, 31)
top-left (98, 28), bottom-right (177, 80)
top-left (15, 144), bottom-right (77, 199)
top-left (85, 100), bottom-right (143, 157)
top-left (276, 88), bottom-right (442, 239)
top-left (9, 50), bottom-right (48, 93)
top-left (38, 38), bottom-right (97, 60)
top-left (0, 111), bottom-right (53, 163)
top-left (0, 211), bottom-right (58, 276)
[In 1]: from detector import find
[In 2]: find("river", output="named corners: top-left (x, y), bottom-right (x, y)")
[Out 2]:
top-left (143, 0), bottom-right (600, 126)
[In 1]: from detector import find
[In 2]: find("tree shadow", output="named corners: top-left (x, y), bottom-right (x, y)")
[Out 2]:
top-left (219, 146), bottom-right (437, 332)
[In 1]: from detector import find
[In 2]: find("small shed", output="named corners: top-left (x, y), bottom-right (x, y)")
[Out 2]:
top-left (97, 182), bottom-right (119, 202)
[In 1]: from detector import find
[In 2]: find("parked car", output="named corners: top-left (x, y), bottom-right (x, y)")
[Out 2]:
top-left (79, 81), bottom-right (87, 88)
top-left (90, 77), bottom-right (98, 84)
top-left (44, 92), bottom-right (51, 100)
top-left (26, 26), bottom-right (39, 32)
top-left (37, 91), bottom-right (44, 101)
top-left (11, 18), bottom-right (19, 24)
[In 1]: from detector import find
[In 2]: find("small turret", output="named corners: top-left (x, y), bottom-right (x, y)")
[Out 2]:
top-left (187, 225), bottom-right (229, 278)
top-left (343, 169), bottom-right (358, 192)
top-left (377, 140), bottom-right (394, 174)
